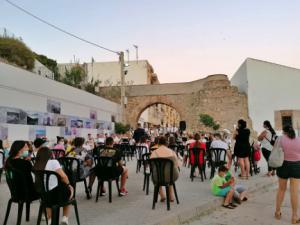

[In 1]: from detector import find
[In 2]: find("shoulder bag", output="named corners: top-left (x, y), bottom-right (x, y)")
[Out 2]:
top-left (269, 136), bottom-right (284, 168)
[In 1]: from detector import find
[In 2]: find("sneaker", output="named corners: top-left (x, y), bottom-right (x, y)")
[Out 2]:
top-left (120, 188), bottom-right (128, 196)
top-left (60, 216), bottom-right (68, 225)
top-left (47, 219), bottom-right (51, 225)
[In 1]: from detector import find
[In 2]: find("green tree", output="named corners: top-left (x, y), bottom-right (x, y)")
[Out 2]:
top-left (84, 78), bottom-right (101, 94)
top-left (115, 122), bottom-right (130, 134)
top-left (62, 64), bottom-right (87, 88)
top-left (199, 114), bottom-right (220, 131)
top-left (0, 36), bottom-right (35, 70)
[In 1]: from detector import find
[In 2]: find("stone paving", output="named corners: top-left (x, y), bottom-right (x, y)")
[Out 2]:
top-left (0, 158), bottom-right (275, 225)
top-left (188, 185), bottom-right (295, 225)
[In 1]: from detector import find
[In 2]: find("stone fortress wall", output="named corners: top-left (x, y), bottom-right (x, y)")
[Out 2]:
top-left (124, 74), bottom-right (252, 132)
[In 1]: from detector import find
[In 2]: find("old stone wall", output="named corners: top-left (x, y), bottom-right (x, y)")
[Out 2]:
top-left (100, 74), bottom-right (252, 133)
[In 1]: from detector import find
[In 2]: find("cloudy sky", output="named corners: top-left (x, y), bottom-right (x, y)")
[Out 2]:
top-left (1, 0), bottom-right (300, 83)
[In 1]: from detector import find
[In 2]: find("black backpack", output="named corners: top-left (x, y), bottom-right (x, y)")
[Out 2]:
top-left (267, 133), bottom-right (278, 146)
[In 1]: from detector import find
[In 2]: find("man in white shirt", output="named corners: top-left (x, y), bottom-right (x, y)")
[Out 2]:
top-left (210, 133), bottom-right (232, 168)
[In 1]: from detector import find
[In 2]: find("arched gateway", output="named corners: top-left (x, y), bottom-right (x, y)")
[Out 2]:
top-left (124, 74), bottom-right (252, 132)
top-left (102, 74), bottom-right (252, 132)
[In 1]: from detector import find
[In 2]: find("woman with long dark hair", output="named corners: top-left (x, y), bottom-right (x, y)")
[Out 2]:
top-left (34, 147), bottom-right (73, 225)
top-left (275, 126), bottom-right (300, 224)
top-left (5, 140), bottom-right (39, 200)
top-left (258, 120), bottom-right (276, 176)
top-left (233, 119), bottom-right (251, 179)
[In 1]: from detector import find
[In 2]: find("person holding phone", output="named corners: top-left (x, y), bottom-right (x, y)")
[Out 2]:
top-left (233, 119), bottom-right (251, 179)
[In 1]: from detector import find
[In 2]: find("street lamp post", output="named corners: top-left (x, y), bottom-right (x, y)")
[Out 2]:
top-left (119, 51), bottom-right (126, 123)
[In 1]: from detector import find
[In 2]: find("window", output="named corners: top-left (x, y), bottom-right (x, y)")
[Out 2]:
top-left (282, 116), bottom-right (293, 127)
top-left (111, 115), bottom-right (115, 122)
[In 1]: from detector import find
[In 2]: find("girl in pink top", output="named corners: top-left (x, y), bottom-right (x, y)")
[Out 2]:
top-left (275, 126), bottom-right (300, 224)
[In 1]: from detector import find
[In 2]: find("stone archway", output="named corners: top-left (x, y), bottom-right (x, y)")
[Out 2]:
top-left (100, 74), bottom-right (252, 132)
top-left (125, 95), bottom-right (187, 129)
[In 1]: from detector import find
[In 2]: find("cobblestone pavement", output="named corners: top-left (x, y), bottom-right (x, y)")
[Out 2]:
top-left (0, 158), bottom-right (275, 225)
top-left (188, 184), bottom-right (295, 225)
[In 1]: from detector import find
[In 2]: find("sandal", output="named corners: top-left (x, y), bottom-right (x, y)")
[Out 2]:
top-left (222, 204), bottom-right (235, 209)
top-left (230, 203), bottom-right (237, 207)
top-left (160, 198), bottom-right (166, 202)
top-left (242, 197), bottom-right (248, 201)
top-left (292, 218), bottom-right (300, 224)
top-left (274, 212), bottom-right (281, 220)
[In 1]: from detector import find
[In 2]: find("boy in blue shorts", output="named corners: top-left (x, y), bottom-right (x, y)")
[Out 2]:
top-left (211, 166), bottom-right (237, 209)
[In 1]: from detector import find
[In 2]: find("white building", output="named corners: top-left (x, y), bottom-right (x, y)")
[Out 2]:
top-left (58, 60), bottom-right (159, 86)
top-left (32, 59), bottom-right (54, 80)
top-left (58, 60), bottom-right (159, 127)
top-left (0, 61), bottom-right (121, 142)
top-left (231, 58), bottom-right (300, 133)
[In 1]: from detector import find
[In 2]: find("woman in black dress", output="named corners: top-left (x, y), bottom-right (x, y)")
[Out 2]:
top-left (234, 119), bottom-right (251, 179)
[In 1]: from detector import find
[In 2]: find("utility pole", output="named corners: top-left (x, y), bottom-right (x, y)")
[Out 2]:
top-left (119, 51), bottom-right (126, 123)
top-left (133, 45), bottom-right (138, 63)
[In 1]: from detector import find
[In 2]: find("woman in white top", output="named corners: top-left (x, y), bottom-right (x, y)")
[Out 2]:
top-left (258, 120), bottom-right (276, 176)
top-left (136, 135), bottom-right (149, 159)
top-left (34, 147), bottom-right (74, 225)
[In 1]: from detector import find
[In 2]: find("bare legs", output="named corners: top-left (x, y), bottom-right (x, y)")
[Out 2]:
top-left (224, 188), bottom-right (234, 205)
top-left (159, 185), bottom-right (174, 201)
top-left (275, 178), bottom-right (287, 220)
top-left (120, 167), bottom-right (128, 190)
top-left (46, 206), bottom-right (70, 223)
top-left (238, 157), bottom-right (250, 177)
top-left (227, 151), bottom-right (232, 168)
top-left (290, 178), bottom-right (299, 223)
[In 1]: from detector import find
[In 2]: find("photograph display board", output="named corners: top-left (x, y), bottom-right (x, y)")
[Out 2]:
top-left (0, 106), bottom-right (113, 139)
top-left (47, 99), bottom-right (61, 114)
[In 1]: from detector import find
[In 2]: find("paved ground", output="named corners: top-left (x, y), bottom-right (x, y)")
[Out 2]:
top-left (188, 184), bottom-right (296, 225)
top-left (0, 157), bottom-right (277, 225)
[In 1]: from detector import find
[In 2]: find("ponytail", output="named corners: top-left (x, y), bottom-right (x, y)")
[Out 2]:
top-left (263, 120), bottom-right (276, 136)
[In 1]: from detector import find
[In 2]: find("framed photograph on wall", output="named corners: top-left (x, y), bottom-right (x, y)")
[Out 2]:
top-left (90, 110), bottom-right (97, 120)
top-left (6, 108), bottom-right (27, 124)
top-left (65, 127), bottom-right (72, 136)
top-left (29, 126), bottom-right (46, 140)
top-left (42, 113), bottom-right (54, 126)
top-left (0, 125), bottom-right (8, 140)
top-left (0, 107), bottom-right (7, 123)
top-left (27, 112), bottom-right (40, 125)
top-left (85, 120), bottom-right (92, 129)
top-left (54, 115), bottom-right (67, 127)
top-left (76, 119), bottom-right (83, 128)
top-left (47, 99), bottom-right (61, 114)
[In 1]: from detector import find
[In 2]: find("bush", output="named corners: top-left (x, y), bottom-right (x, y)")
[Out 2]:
top-left (0, 36), bottom-right (35, 70)
top-left (115, 122), bottom-right (130, 134)
top-left (199, 114), bottom-right (220, 131)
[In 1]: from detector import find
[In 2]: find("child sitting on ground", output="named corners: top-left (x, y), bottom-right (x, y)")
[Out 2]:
top-left (211, 166), bottom-right (237, 209)
top-left (225, 168), bottom-right (248, 204)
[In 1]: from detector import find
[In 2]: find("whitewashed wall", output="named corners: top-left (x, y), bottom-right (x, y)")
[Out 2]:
top-left (0, 62), bottom-right (121, 142)
top-left (58, 60), bottom-right (150, 86)
top-left (231, 58), bottom-right (300, 133)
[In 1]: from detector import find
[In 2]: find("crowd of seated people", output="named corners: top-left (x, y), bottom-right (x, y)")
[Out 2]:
top-left (0, 124), bottom-right (254, 224)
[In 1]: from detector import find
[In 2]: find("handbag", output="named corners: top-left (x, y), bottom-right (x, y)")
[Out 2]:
top-left (269, 136), bottom-right (284, 168)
